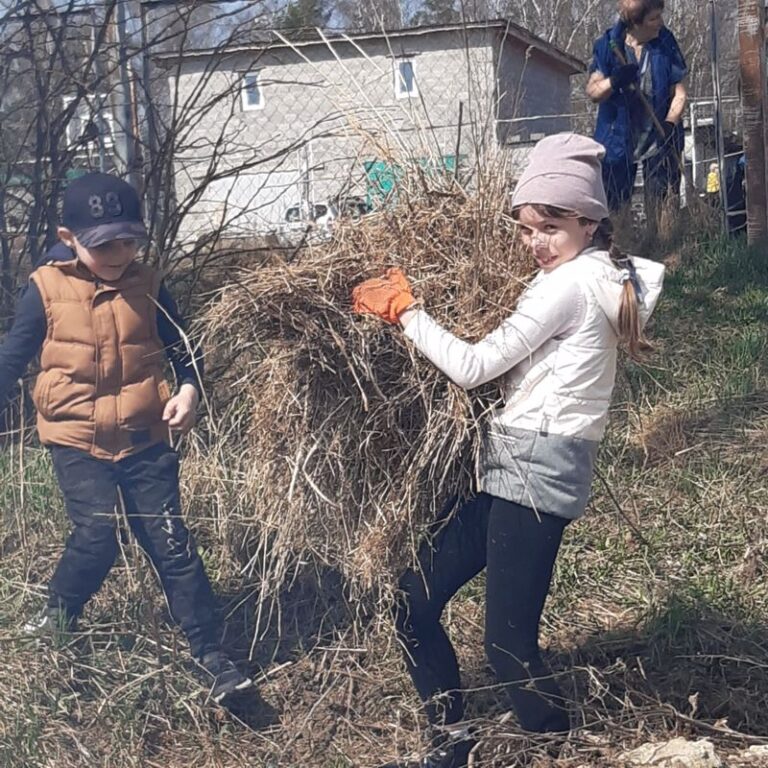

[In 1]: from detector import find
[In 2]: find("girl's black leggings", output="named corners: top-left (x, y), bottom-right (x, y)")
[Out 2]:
top-left (394, 493), bottom-right (570, 732)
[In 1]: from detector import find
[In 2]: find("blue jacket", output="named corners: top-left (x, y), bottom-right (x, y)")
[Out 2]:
top-left (590, 26), bottom-right (687, 166)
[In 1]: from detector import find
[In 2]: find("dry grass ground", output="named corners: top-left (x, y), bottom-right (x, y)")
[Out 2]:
top-left (1, 228), bottom-right (767, 767)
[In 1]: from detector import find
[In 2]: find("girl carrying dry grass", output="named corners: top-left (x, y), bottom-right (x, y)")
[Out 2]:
top-left (352, 134), bottom-right (665, 768)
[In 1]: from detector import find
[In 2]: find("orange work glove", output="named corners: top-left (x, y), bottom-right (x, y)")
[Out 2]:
top-left (351, 267), bottom-right (416, 324)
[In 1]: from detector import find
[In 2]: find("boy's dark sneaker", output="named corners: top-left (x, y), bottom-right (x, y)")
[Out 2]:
top-left (380, 734), bottom-right (476, 768)
top-left (23, 605), bottom-right (78, 638)
top-left (198, 651), bottom-right (253, 703)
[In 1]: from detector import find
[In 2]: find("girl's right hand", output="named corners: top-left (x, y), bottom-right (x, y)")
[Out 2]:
top-left (351, 268), bottom-right (417, 324)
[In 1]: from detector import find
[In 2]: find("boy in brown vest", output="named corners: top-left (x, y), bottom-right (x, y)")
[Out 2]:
top-left (0, 172), bottom-right (251, 704)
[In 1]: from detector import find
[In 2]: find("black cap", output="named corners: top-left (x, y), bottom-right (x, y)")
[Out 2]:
top-left (62, 172), bottom-right (148, 248)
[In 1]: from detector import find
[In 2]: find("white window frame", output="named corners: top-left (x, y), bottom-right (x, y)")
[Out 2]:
top-left (394, 58), bottom-right (418, 99)
top-left (61, 94), bottom-right (115, 151)
top-left (61, 95), bottom-right (81, 149)
top-left (241, 72), bottom-right (264, 111)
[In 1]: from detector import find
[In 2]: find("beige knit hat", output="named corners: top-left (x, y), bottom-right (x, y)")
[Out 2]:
top-left (511, 133), bottom-right (609, 222)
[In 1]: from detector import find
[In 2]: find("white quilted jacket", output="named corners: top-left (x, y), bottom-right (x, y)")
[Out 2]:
top-left (403, 248), bottom-right (665, 518)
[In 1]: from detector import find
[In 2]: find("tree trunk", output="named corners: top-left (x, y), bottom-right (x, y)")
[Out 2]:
top-left (737, 0), bottom-right (768, 244)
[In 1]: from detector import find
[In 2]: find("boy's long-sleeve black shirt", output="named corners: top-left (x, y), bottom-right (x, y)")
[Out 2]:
top-left (0, 244), bottom-right (204, 409)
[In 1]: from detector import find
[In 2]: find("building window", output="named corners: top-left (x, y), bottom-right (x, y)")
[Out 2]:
top-left (61, 94), bottom-right (115, 150)
top-left (241, 73), bottom-right (264, 111)
top-left (394, 59), bottom-right (417, 99)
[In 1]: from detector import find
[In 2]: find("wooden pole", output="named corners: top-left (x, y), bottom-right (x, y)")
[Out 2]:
top-left (710, 0), bottom-right (727, 226)
top-left (737, 0), bottom-right (768, 244)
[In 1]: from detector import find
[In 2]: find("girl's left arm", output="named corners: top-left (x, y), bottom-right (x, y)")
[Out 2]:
top-left (399, 277), bottom-right (584, 390)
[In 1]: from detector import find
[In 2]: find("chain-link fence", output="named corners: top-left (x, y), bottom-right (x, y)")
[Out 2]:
top-left (0, 6), bottom-right (582, 311)
top-left (0, 1), bottom-right (746, 329)
top-left (687, 96), bottom-right (745, 231)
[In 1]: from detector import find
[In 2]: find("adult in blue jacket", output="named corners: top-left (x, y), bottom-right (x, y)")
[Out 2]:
top-left (587, 0), bottom-right (688, 212)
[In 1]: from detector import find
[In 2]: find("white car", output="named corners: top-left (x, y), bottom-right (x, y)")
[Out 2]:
top-left (283, 196), bottom-right (371, 231)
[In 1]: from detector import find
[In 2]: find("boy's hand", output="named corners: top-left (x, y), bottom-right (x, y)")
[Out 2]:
top-left (163, 383), bottom-right (199, 434)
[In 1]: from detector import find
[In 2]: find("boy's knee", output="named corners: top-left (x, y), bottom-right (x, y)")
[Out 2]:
top-left (144, 516), bottom-right (195, 564)
top-left (73, 519), bottom-right (119, 547)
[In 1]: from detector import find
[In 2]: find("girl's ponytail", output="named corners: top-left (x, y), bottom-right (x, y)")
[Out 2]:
top-left (593, 218), bottom-right (653, 359)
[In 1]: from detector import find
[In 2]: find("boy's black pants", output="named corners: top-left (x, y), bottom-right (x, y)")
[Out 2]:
top-left (47, 442), bottom-right (219, 658)
top-left (395, 493), bottom-right (570, 733)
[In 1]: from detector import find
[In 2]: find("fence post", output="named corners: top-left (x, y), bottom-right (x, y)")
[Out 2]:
top-left (737, 0), bottom-right (768, 244)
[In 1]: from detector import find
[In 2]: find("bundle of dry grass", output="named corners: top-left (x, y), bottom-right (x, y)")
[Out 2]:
top-left (185, 169), bottom-right (533, 624)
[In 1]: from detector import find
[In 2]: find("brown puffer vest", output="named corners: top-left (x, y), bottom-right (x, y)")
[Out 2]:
top-left (31, 258), bottom-right (171, 460)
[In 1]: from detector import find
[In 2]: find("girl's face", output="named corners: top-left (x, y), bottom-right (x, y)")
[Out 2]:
top-left (632, 9), bottom-right (664, 43)
top-left (516, 205), bottom-right (596, 272)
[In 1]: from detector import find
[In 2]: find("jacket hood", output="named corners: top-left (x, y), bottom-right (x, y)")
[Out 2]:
top-left (34, 242), bottom-right (75, 269)
top-left (575, 248), bottom-right (665, 335)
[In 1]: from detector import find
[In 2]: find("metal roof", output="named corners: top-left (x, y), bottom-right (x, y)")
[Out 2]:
top-left (154, 18), bottom-right (585, 74)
